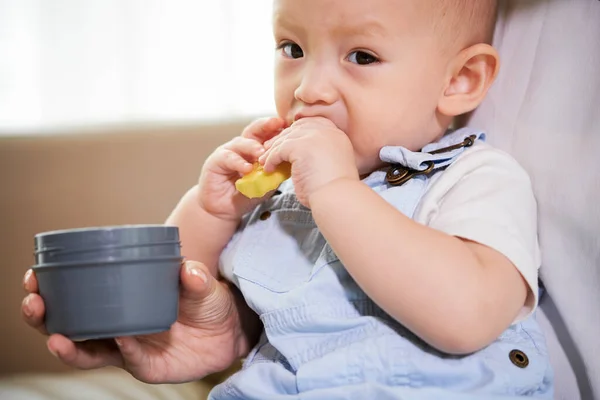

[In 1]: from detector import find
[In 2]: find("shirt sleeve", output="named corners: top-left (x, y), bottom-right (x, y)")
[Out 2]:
top-left (414, 142), bottom-right (541, 322)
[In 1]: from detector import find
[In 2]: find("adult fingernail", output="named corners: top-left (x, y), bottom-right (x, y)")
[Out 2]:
top-left (114, 338), bottom-right (123, 347)
top-left (47, 343), bottom-right (59, 358)
top-left (23, 269), bottom-right (33, 290)
top-left (187, 263), bottom-right (207, 283)
top-left (23, 297), bottom-right (33, 317)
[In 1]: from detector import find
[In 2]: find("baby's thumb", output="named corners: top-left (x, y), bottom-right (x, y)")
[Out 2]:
top-left (179, 261), bottom-right (233, 327)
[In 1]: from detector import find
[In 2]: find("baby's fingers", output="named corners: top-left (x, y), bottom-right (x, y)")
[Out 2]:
top-left (213, 137), bottom-right (267, 176)
top-left (223, 137), bottom-right (265, 161)
top-left (214, 150), bottom-right (255, 177)
top-left (47, 334), bottom-right (124, 370)
top-left (262, 142), bottom-right (290, 174)
top-left (263, 124), bottom-right (294, 151)
top-left (241, 117), bottom-right (287, 143)
top-left (21, 293), bottom-right (48, 335)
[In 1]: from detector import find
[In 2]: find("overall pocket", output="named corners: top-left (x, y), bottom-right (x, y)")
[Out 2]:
top-left (232, 205), bottom-right (326, 293)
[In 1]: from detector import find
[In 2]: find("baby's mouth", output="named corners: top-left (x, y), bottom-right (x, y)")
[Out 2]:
top-left (290, 114), bottom-right (344, 130)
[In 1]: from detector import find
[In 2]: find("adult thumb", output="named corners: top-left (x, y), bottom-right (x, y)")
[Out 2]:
top-left (178, 260), bottom-right (234, 327)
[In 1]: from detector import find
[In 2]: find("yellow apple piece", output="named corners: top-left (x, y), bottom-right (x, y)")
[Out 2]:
top-left (235, 162), bottom-right (292, 199)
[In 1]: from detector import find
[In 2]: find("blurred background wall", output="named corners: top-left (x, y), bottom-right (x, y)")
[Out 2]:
top-left (0, 0), bottom-right (275, 375)
top-left (0, 0), bottom-right (275, 133)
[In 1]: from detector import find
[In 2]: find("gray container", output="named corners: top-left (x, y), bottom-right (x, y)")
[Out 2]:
top-left (32, 225), bottom-right (182, 341)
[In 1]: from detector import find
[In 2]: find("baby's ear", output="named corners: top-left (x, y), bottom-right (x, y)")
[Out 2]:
top-left (437, 44), bottom-right (500, 117)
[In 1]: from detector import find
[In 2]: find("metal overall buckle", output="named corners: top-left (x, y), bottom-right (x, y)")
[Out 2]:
top-left (385, 135), bottom-right (476, 187)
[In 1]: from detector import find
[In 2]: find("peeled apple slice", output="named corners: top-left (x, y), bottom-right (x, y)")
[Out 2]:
top-left (235, 162), bottom-right (292, 199)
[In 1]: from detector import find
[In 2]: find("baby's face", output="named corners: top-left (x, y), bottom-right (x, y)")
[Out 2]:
top-left (273, 0), bottom-right (453, 175)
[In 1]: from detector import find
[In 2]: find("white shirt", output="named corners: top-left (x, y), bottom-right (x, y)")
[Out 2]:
top-left (414, 140), bottom-right (541, 322)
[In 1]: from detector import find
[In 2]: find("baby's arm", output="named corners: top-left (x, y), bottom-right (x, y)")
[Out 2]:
top-left (166, 185), bottom-right (238, 277)
top-left (309, 149), bottom-right (535, 355)
top-left (168, 117), bottom-right (287, 277)
top-left (166, 186), bottom-right (263, 357)
top-left (166, 118), bottom-right (287, 356)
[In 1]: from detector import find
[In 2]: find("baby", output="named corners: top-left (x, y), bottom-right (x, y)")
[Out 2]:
top-left (22, 0), bottom-right (554, 398)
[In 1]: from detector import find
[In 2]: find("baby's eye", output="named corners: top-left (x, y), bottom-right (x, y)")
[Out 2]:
top-left (347, 51), bottom-right (379, 65)
top-left (279, 42), bottom-right (304, 59)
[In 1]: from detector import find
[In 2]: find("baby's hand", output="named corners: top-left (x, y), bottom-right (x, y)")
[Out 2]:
top-left (198, 117), bottom-right (287, 221)
top-left (260, 117), bottom-right (358, 207)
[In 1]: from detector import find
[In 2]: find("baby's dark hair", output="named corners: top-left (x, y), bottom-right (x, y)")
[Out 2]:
top-left (431, 0), bottom-right (499, 49)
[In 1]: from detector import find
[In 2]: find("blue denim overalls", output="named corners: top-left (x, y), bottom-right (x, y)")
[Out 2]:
top-left (211, 128), bottom-right (554, 399)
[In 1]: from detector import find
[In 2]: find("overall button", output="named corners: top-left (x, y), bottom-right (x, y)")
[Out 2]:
top-left (259, 211), bottom-right (272, 221)
top-left (509, 349), bottom-right (529, 368)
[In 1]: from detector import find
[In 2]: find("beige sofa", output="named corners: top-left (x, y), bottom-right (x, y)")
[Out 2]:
top-left (0, 121), bottom-right (247, 396)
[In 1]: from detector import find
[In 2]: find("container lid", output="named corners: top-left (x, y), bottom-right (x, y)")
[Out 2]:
top-left (35, 225), bottom-right (180, 253)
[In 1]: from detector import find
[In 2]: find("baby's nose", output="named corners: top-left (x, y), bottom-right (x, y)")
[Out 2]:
top-left (294, 64), bottom-right (338, 105)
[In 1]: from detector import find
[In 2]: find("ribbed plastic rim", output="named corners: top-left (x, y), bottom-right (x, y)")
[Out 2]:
top-left (32, 255), bottom-right (184, 271)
